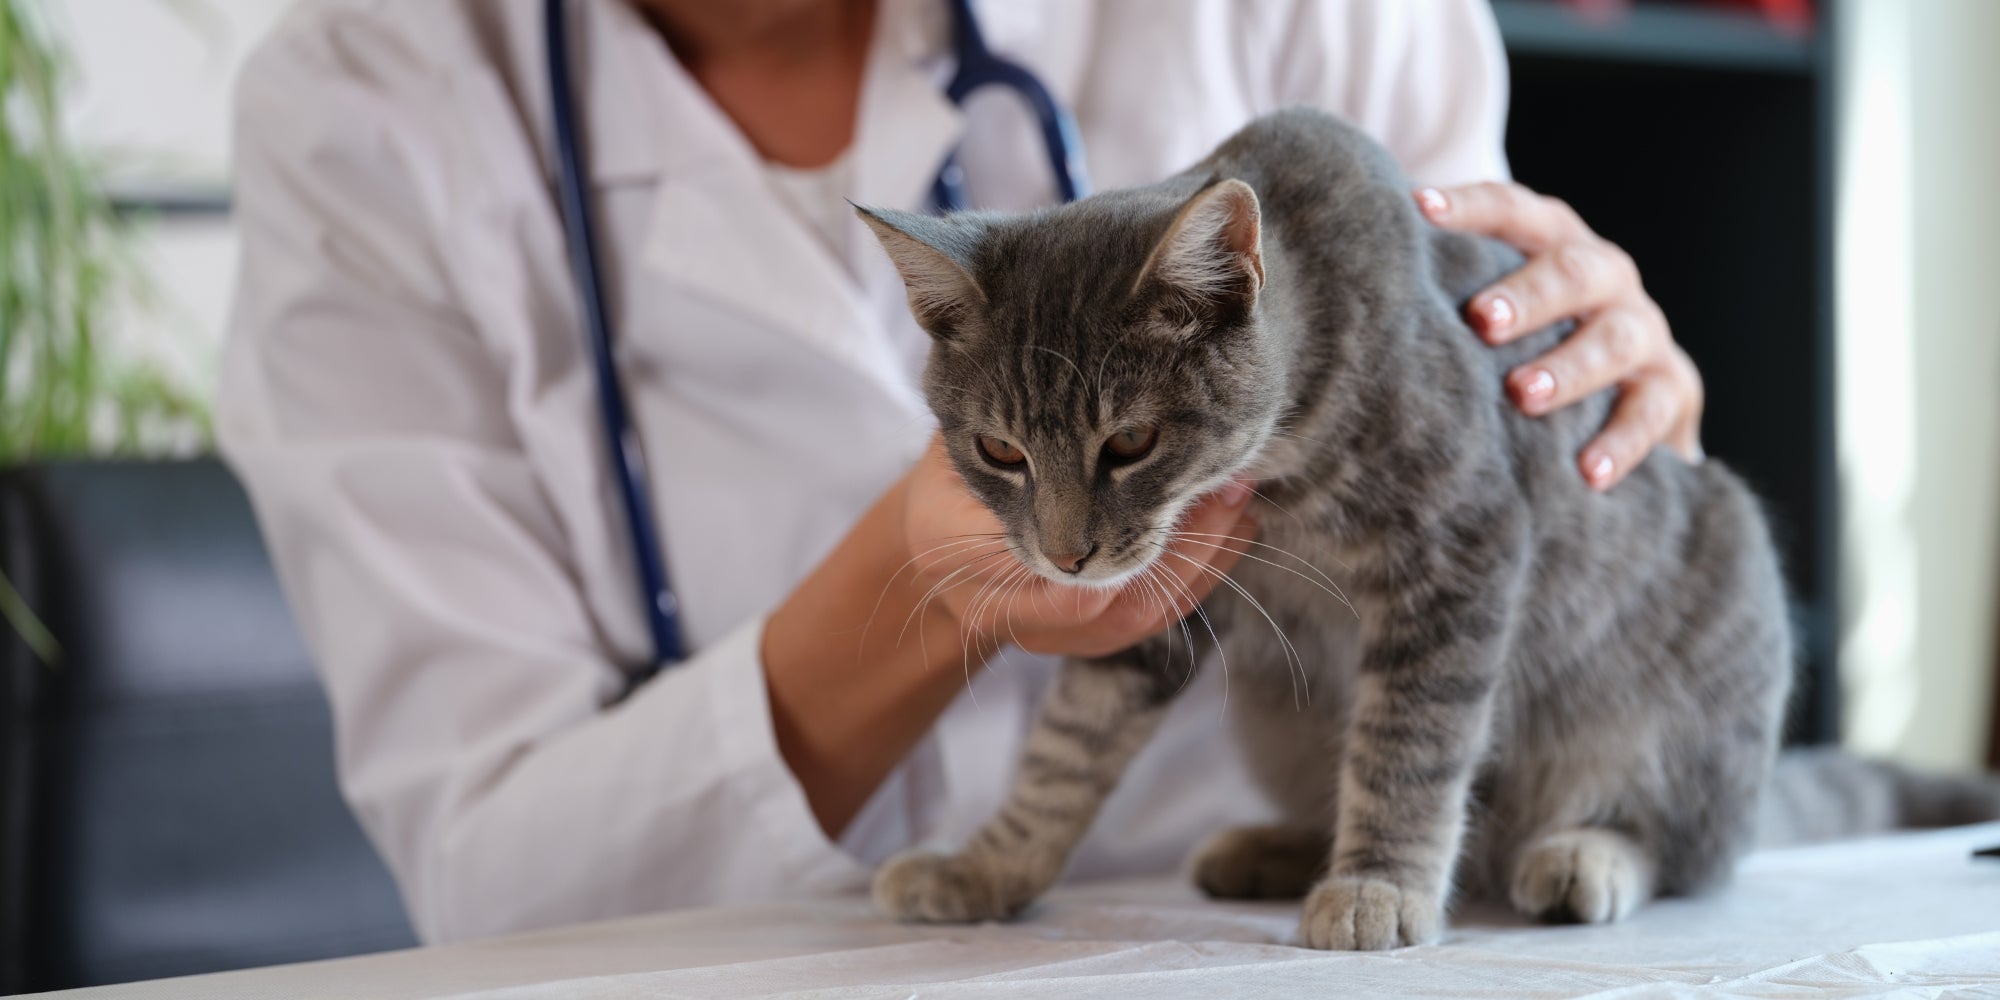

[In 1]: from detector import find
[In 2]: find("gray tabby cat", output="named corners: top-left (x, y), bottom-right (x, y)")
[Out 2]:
top-left (854, 108), bottom-right (1994, 950)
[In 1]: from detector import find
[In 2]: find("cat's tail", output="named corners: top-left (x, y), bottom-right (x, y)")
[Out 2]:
top-left (1755, 747), bottom-right (2000, 847)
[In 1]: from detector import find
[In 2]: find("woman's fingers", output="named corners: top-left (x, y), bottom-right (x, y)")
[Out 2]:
top-left (1576, 368), bottom-right (1687, 491)
top-left (1418, 183), bottom-right (1707, 484)
top-left (1504, 304), bottom-right (1663, 415)
top-left (1662, 348), bottom-right (1707, 463)
top-left (1468, 238), bottom-right (1638, 345)
top-left (1417, 181), bottom-right (1590, 255)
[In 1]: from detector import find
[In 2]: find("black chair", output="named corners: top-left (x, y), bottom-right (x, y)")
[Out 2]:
top-left (0, 459), bottom-right (417, 993)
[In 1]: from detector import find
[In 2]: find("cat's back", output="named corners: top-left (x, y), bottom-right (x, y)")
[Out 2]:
top-left (1199, 109), bottom-right (1443, 288)
top-left (1205, 111), bottom-right (1780, 587)
top-left (1195, 109), bottom-right (1472, 375)
top-left (1199, 107), bottom-right (1410, 211)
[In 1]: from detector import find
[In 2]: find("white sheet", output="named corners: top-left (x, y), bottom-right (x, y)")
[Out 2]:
top-left (52, 823), bottom-right (2000, 999)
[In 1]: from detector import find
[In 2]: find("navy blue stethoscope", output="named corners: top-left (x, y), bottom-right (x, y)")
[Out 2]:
top-left (544, 0), bottom-right (1090, 678)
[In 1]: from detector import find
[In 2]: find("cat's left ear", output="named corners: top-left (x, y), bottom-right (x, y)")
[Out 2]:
top-left (854, 205), bottom-right (987, 342)
top-left (1133, 178), bottom-right (1265, 332)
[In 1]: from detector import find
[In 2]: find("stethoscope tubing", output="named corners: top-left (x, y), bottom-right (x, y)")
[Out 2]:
top-left (545, 0), bottom-right (687, 675)
top-left (546, 0), bottom-right (1086, 679)
top-left (931, 0), bottom-right (1090, 212)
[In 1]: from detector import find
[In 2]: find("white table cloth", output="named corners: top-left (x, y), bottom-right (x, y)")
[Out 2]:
top-left (46, 822), bottom-right (2000, 999)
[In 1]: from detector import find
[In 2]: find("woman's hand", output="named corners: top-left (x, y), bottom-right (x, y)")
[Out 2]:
top-left (763, 435), bottom-right (1253, 837)
top-left (901, 436), bottom-right (1257, 660)
top-left (1415, 182), bottom-right (1705, 490)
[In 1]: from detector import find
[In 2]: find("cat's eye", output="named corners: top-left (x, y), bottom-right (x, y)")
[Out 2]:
top-left (977, 435), bottom-right (1027, 467)
top-left (1103, 425), bottom-right (1159, 463)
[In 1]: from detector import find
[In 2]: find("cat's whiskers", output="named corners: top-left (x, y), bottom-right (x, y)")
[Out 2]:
top-left (972, 560), bottom-right (1032, 660)
top-left (1137, 563), bottom-right (1202, 696)
top-left (1149, 566), bottom-right (1194, 675)
top-left (998, 564), bottom-right (1040, 670)
top-left (1173, 533), bottom-right (1357, 618)
top-left (872, 538), bottom-right (1006, 668)
top-left (1123, 564), bottom-right (1178, 673)
top-left (1265, 426), bottom-right (1330, 449)
top-left (1239, 482), bottom-right (1313, 532)
top-left (900, 548), bottom-right (1015, 657)
top-left (1155, 543), bottom-right (1311, 710)
top-left (951, 563), bottom-right (1023, 704)
top-left (903, 535), bottom-right (1011, 585)
top-left (910, 537), bottom-right (1012, 583)
top-left (960, 561), bottom-right (1039, 690)
top-left (1028, 344), bottom-right (1089, 393)
top-left (986, 565), bottom-right (1040, 680)
top-left (1175, 531), bottom-right (1344, 590)
top-left (920, 381), bottom-right (978, 401)
top-left (954, 570), bottom-right (998, 696)
top-left (901, 539), bottom-right (1009, 623)
top-left (1148, 559), bottom-right (1230, 717)
top-left (858, 535), bottom-right (1009, 651)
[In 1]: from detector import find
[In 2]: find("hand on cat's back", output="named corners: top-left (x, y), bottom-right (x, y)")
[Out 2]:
top-left (1414, 182), bottom-right (1705, 492)
top-left (900, 435), bottom-right (1258, 659)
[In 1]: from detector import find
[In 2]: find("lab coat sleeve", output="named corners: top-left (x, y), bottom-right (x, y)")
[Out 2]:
top-left (217, 15), bottom-right (868, 944)
top-left (1266, 0), bottom-right (1512, 187)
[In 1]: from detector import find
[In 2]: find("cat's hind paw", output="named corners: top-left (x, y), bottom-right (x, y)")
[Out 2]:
top-left (1190, 824), bottom-right (1329, 900)
top-left (1509, 828), bottom-right (1655, 924)
top-left (1298, 875), bottom-right (1442, 950)
top-left (873, 849), bottom-right (1027, 923)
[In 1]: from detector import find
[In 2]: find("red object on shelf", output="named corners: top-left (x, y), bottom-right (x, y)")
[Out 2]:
top-left (1552, 0), bottom-right (1816, 34)
top-left (1705, 0), bottom-right (1814, 33)
top-left (1557, 0), bottom-right (1628, 23)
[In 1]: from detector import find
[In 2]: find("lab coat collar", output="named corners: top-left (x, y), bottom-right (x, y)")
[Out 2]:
top-left (619, 0), bottom-right (965, 405)
top-left (580, 0), bottom-right (962, 204)
top-left (852, 0), bottom-right (960, 214)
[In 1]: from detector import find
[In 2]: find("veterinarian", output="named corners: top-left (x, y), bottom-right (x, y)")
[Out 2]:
top-left (219, 0), bottom-right (1704, 943)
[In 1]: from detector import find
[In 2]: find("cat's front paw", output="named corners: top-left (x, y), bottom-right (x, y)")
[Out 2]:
top-left (873, 849), bottom-right (1027, 923)
top-left (1298, 875), bottom-right (1442, 950)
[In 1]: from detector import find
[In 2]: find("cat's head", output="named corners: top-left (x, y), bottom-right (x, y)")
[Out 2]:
top-left (859, 178), bottom-right (1288, 587)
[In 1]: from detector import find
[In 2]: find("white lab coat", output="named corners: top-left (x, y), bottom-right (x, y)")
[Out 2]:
top-left (219, 0), bottom-right (1509, 944)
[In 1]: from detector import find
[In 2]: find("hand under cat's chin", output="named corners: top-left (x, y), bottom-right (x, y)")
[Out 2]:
top-left (897, 439), bottom-right (1258, 661)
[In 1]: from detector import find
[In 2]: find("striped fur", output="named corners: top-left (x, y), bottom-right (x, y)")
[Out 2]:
top-left (860, 109), bottom-right (1991, 950)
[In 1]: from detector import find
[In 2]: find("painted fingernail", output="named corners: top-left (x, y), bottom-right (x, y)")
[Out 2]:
top-left (1415, 187), bottom-right (1450, 219)
top-left (1510, 368), bottom-right (1555, 411)
top-left (1583, 451), bottom-right (1615, 487)
top-left (1220, 480), bottom-right (1254, 507)
top-left (1476, 294), bottom-right (1515, 337)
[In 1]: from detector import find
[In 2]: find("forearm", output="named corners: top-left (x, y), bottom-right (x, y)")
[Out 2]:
top-left (762, 473), bottom-right (987, 838)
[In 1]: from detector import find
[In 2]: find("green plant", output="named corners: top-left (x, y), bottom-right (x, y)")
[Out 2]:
top-left (2, 0), bottom-right (213, 661)
top-left (2, 0), bottom-right (211, 462)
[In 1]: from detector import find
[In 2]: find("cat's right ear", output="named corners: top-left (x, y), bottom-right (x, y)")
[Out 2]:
top-left (1132, 178), bottom-right (1264, 334)
top-left (854, 205), bottom-right (986, 342)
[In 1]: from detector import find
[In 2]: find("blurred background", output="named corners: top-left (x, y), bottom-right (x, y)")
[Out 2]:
top-left (2, 0), bottom-right (1996, 992)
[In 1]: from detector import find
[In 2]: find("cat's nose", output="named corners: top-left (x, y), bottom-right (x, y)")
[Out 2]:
top-left (1048, 544), bottom-right (1098, 575)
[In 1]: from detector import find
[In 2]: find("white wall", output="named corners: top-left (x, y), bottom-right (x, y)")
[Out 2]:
top-left (61, 0), bottom-right (292, 186)
top-left (52, 0), bottom-right (295, 403)
top-left (1836, 0), bottom-right (2000, 769)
